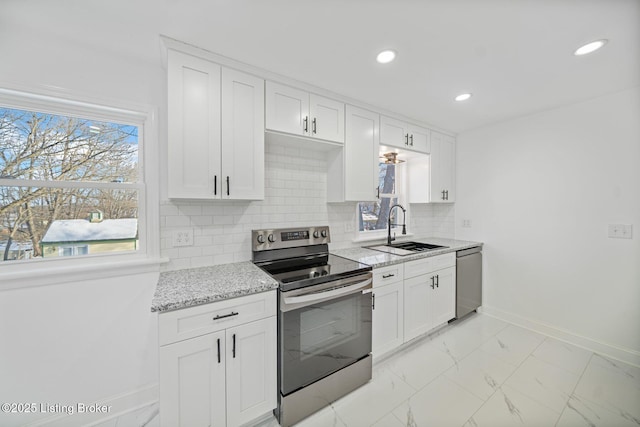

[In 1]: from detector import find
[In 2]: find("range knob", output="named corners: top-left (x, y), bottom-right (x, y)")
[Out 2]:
top-left (256, 234), bottom-right (265, 244)
top-left (267, 234), bottom-right (276, 243)
top-left (313, 230), bottom-right (319, 238)
top-left (321, 230), bottom-right (328, 238)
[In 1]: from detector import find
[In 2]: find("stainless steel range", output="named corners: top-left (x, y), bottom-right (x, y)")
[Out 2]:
top-left (252, 226), bottom-right (373, 427)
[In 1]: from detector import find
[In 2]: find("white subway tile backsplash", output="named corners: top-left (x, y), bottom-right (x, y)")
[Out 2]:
top-left (159, 141), bottom-right (455, 270)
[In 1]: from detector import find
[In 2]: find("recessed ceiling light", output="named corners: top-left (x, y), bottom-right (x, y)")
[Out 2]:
top-left (455, 93), bottom-right (472, 102)
top-left (376, 50), bottom-right (396, 64)
top-left (574, 39), bottom-right (608, 56)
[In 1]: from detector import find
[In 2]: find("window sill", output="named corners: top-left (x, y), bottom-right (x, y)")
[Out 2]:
top-left (351, 233), bottom-right (416, 244)
top-left (0, 256), bottom-right (169, 291)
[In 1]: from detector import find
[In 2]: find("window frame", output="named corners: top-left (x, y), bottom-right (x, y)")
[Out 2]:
top-left (0, 86), bottom-right (161, 290)
top-left (355, 161), bottom-right (409, 242)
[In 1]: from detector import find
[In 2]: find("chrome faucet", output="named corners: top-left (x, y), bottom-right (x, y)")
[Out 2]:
top-left (387, 204), bottom-right (407, 245)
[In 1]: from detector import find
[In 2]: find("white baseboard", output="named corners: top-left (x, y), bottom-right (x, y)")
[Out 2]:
top-left (482, 305), bottom-right (640, 368)
top-left (24, 383), bottom-right (159, 427)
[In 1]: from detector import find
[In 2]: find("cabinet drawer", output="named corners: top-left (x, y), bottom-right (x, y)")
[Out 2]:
top-left (404, 253), bottom-right (456, 279)
top-left (159, 290), bottom-right (277, 346)
top-left (373, 264), bottom-right (404, 287)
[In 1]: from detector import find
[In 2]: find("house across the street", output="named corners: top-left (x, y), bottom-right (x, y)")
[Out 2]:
top-left (41, 212), bottom-right (138, 257)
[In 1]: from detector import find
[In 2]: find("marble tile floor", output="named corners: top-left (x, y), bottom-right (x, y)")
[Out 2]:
top-left (98, 312), bottom-right (640, 427)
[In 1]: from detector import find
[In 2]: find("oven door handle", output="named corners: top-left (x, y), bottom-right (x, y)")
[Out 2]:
top-left (281, 278), bottom-right (372, 311)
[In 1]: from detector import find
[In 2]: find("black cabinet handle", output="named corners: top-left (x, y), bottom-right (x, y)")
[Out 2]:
top-left (214, 175), bottom-right (217, 196)
top-left (436, 274), bottom-right (440, 288)
top-left (232, 333), bottom-right (236, 358)
top-left (213, 311), bottom-right (238, 321)
top-left (312, 117), bottom-right (317, 134)
top-left (372, 293), bottom-right (376, 310)
top-left (405, 133), bottom-right (409, 145)
top-left (382, 273), bottom-right (395, 279)
top-left (441, 190), bottom-right (446, 200)
top-left (410, 134), bottom-right (414, 146)
top-left (226, 176), bottom-right (230, 196)
top-left (377, 187), bottom-right (380, 199)
top-left (303, 116), bottom-right (309, 133)
top-left (217, 338), bottom-right (221, 363)
top-left (444, 190), bottom-right (449, 200)
top-left (430, 276), bottom-right (435, 289)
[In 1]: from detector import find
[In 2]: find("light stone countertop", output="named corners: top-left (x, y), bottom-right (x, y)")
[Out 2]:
top-left (151, 237), bottom-right (482, 312)
top-left (332, 237), bottom-right (482, 268)
top-left (151, 261), bottom-right (279, 312)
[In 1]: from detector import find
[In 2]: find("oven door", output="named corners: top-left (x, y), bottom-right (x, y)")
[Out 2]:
top-left (279, 273), bottom-right (373, 396)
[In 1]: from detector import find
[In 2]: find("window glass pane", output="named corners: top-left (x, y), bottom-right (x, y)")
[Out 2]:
top-left (0, 186), bottom-right (138, 262)
top-left (358, 197), bottom-right (398, 232)
top-left (378, 163), bottom-right (395, 195)
top-left (0, 107), bottom-right (138, 183)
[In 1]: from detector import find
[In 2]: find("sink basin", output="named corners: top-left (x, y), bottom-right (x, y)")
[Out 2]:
top-left (366, 241), bottom-right (448, 256)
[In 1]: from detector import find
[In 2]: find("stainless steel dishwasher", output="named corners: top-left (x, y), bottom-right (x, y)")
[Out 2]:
top-left (456, 246), bottom-right (482, 319)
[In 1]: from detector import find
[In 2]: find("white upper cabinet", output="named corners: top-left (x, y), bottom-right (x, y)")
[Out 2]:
top-left (408, 131), bottom-right (456, 203)
top-left (266, 81), bottom-right (345, 143)
top-left (380, 115), bottom-right (430, 153)
top-left (430, 130), bottom-right (456, 203)
top-left (168, 49), bottom-right (221, 199)
top-left (167, 49), bottom-right (264, 200)
top-left (309, 94), bottom-right (345, 143)
top-left (327, 105), bottom-right (379, 202)
top-left (221, 68), bottom-right (265, 200)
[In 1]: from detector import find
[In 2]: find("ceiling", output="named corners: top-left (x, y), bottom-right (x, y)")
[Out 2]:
top-left (2, 0), bottom-right (639, 133)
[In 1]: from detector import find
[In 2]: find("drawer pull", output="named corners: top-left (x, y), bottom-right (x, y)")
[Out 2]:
top-left (382, 273), bottom-right (395, 279)
top-left (213, 311), bottom-right (239, 321)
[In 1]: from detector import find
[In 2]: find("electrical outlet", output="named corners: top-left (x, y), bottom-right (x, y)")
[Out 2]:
top-left (172, 229), bottom-right (194, 247)
top-left (608, 224), bottom-right (633, 239)
top-left (462, 219), bottom-right (472, 228)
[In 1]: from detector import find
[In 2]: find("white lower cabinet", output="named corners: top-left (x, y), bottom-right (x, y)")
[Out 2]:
top-left (159, 292), bottom-right (276, 427)
top-left (372, 281), bottom-right (404, 357)
top-left (372, 254), bottom-right (457, 357)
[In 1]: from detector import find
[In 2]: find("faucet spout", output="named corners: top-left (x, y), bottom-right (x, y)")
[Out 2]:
top-left (387, 204), bottom-right (407, 245)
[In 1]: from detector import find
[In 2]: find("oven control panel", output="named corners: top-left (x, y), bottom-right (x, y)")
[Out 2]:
top-left (252, 226), bottom-right (330, 251)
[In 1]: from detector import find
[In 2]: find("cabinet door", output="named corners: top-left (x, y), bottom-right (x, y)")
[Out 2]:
top-left (221, 68), bottom-right (265, 200)
top-left (372, 282), bottom-right (404, 357)
top-left (440, 134), bottom-right (455, 202)
top-left (430, 267), bottom-right (456, 326)
top-left (309, 94), bottom-right (344, 143)
top-left (344, 105), bottom-right (379, 201)
top-left (226, 317), bottom-right (277, 427)
top-left (167, 50), bottom-right (221, 199)
top-left (159, 332), bottom-right (226, 427)
top-left (407, 124), bottom-right (430, 153)
top-left (404, 274), bottom-right (432, 342)
top-left (430, 131), bottom-right (456, 203)
top-left (265, 81), bottom-right (309, 136)
top-left (380, 115), bottom-right (408, 149)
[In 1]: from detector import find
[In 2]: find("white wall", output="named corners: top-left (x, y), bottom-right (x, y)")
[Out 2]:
top-left (0, 273), bottom-right (160, 427)
top-left (455, 88), bottom-right (640, 362)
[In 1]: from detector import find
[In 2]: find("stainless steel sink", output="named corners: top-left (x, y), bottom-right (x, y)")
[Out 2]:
top-left (366, 241), bottom-right (448, 256)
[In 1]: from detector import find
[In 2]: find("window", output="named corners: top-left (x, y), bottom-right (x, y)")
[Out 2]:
top-left (357, 162), bottom-right (407, 238)
top-left (0, 90), bottom-right (147, 264)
